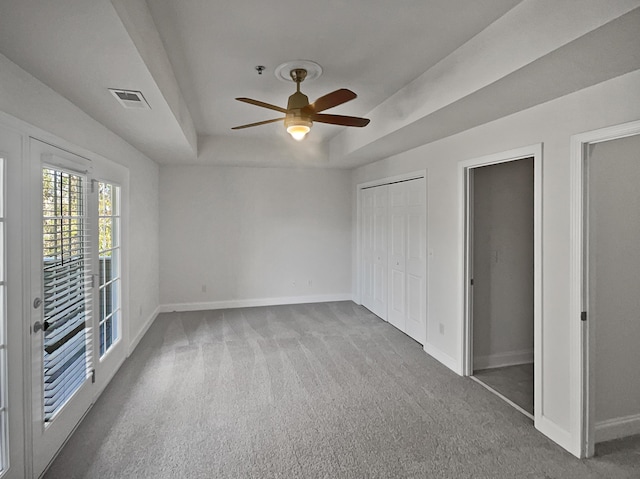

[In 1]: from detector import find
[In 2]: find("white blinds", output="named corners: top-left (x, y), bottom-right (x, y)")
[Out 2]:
top-left (42, 168), bottom-right (93, 422)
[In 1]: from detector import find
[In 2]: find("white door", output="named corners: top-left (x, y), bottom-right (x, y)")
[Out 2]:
top-left (371, 185), bottom-right (388, 320)
top-left (30, 139), bottom-right (126, 476)
top-left (360, 188), bottom-right (375, 312)
top-left (388, 183), bottom-right (406, 331)
top-left (361, 185), bottom-right (388, 320)
top-left (404, 180), bottom-right (427, 344)
top-left (30, 140), bottom-right (96, 477)
top-left (388, 179), bottom-right (426, 343)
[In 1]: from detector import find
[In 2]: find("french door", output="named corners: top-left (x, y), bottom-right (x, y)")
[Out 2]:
top-left (30, 139), bottom-right (125, 477)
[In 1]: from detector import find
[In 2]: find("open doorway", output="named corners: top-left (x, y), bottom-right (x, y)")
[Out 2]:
top-left (470, 158), bottom-right (534, 418)
top-left (570, 120), bottom-right (640, 458)
top-left (461, 144), bottom-right (542, 425)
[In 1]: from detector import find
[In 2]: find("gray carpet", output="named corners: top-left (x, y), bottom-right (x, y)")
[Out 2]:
top-left (474, 363), bottom-right (534, 416)
top-left (45, 301), bottom-right (640, 478)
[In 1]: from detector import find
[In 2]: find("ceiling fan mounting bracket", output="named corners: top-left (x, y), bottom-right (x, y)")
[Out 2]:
top-left (290, 68), bottom-right (307, 84)
top-left (274, 60), bottom-right (322, 82)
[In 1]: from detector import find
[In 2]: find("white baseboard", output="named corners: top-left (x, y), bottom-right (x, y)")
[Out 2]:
top-left (128, 305), bottom-right (160, 356)
top-left (474, 349), bottom-right (534, 370)
top-left (595, 413), bottom-right (640, 443)
top-left (159, 293), bottom-right (353, 314)
top-left (424, 343), bottom-right (460, 374)
top-left (537, 416), bottom-right (575, 456)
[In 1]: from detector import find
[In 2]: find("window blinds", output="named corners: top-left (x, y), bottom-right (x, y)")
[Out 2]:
top-left (42, 168), bottom-right (93, 422)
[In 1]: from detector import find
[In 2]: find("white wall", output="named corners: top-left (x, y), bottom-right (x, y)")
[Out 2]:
top-left (589, 134), bottom-right (640, 436)
top-left (160, 166), bottom-right (352, 309)
top-left (0, 53), bottom-right (160, 478)
top-left (0, 53), bottom-right (160, 344)
top-left (472, 159), bottom-right (534, 370)
top-left (351, 70), bottom-right (640, 449)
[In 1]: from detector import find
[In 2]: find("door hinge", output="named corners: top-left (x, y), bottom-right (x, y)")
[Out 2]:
top-left (91, 369), bottom-right (96, 383)
top-left (470, 278), bottom-right (474, 286)
top-left (581, 311), bottom-right (587, 322)
top-left (91, 179), bottom-right (97, 193)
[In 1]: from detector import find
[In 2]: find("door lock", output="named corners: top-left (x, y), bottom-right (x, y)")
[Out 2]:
top-left (33, 297), bottom-right (42, 309)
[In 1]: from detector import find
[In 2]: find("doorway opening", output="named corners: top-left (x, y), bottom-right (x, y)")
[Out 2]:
top-left (461, 145), bottom-right (542, 425)
top-left (570, 120), bottom-right (640, 458)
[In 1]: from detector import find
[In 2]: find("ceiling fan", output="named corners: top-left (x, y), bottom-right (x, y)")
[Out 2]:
top-left (232, 68), bottom-right (370, 141)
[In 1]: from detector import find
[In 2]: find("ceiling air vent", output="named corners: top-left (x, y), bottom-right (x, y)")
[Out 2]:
top-left (109, 89), bottom-right (151, 109)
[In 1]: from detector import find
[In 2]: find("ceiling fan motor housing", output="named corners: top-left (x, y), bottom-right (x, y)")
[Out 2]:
top-left (285, 91), bottom-right (312, 129)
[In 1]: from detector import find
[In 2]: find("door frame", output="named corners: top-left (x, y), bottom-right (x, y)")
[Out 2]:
top-left (569, 119), bottom-right (640, 458)
top-left (459, 144), bottom-right (542, 422)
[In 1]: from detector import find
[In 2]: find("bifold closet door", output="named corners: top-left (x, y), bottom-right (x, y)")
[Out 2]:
top-left (388, 179), bottom-right (426, 344)
top-left (360, 188), bottom-right (375, 312)
top-left (361, 185), bottom-right (388, 320)
top-left (388, 184), bottom-right (407, 331)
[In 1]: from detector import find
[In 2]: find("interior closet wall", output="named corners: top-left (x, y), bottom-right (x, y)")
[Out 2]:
top-left (472, 159), bottom-right (534, 370)
top-left (588, 134), bottom-right (640, 440)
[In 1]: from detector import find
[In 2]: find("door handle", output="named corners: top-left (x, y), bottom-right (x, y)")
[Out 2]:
top-left (33, 320), bottom-right (50, 333)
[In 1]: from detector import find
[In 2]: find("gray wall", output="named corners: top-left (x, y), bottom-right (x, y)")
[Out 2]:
top-left (159, 166), bottom-right (352, 307)
top-left (472, 159), bottom-right (535, 369)
top-left (589, 134), bottom-right (640, 430)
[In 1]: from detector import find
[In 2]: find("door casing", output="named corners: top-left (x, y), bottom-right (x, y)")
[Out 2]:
top-left (459, 144), bottom-right (542, 429)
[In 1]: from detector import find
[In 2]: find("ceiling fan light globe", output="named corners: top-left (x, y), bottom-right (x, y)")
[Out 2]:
top-left (287, 124), bottom-right (310, 141)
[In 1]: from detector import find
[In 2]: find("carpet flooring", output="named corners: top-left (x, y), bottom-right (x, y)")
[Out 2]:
top-left (474, 363), bottom-right (534, 416)
top-left (45, 301), bottom-right (640, 478)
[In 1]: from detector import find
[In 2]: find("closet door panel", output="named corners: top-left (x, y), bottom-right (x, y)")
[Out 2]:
top-left (388, 183), bottom-right (407, 331)
top-left (404, 180), bottom-right (427, 345)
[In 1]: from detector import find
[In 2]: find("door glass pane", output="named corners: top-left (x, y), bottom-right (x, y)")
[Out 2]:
top-left (42, 168), bottom-right (92, 422)
top-left (98, 182), bottom-right (120, 357)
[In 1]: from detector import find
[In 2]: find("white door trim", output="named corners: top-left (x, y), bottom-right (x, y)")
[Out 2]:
top-left (356, 170), bottom-right (426, 308)
top-left (569, 119), bottom-right (640, 458)
top-left (458, 143), bottom-right (543, 426)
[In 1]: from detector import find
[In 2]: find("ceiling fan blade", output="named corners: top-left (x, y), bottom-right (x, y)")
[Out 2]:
top-left (231, 118), bottom-right (285, 130)
top-left (311, 113), bottom-right (370, 127)
top-left (236, 97), bottom-right (288, 114)
top-left (306, 89), bottom-right (357, 113)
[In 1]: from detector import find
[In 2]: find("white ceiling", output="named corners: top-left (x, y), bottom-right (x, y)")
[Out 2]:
top-left (145, 0), bottom-right (522, 139)
top-left (0, 0), bottom-right (521, 164)
top-left (0, 1), bottom-right (638, 167)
